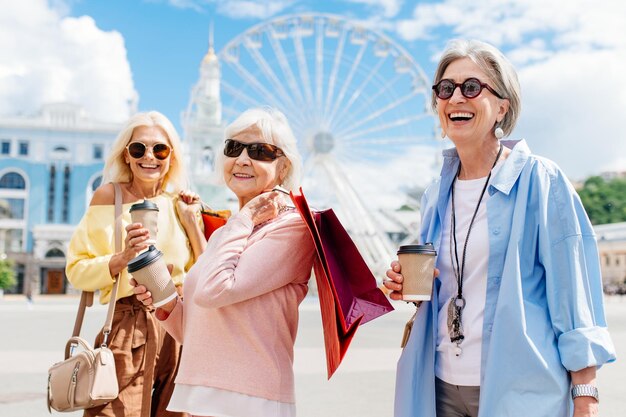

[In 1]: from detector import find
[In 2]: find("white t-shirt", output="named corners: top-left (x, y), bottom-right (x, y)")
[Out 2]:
top-left (168, 384), bottom-right (296, 417)
top-left (435, 163), bottom-right (502, 386)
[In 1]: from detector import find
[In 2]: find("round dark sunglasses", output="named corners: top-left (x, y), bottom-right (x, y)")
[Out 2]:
top-left (224, 139), bottom-right (284, 162)
top-left (432, 77), bottom-right (503, 100)
top-left (126, 142), bottom-right (172, 160)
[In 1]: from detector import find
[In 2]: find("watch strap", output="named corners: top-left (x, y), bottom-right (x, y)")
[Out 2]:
top-left (571, 384), bottom-right (599, 402)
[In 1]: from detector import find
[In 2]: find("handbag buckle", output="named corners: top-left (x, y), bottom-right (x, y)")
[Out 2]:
top-left (101, 330), bottom-right (110, 348)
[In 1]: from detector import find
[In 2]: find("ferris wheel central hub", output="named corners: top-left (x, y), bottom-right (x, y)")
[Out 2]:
top-left (312, 131), bottom-right (335, 154)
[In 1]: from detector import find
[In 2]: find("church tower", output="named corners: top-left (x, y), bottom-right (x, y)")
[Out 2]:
top-left (182, 24), bottom-right (229, 206)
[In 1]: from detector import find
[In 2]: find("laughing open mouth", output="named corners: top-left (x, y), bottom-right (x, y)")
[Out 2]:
top-left (449, 112), bottom-right (474, 121)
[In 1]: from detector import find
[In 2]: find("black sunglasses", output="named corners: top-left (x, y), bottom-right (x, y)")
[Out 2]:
top-left (224, 139), bottom-right (284, 162)
top-left (432, 77), bottom-right (503, 100)
top-left (126, 142), bottom-right (172, 160)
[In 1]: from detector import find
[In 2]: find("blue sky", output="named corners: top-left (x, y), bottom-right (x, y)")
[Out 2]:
top-left (2, 0), bottom-right (625, 205)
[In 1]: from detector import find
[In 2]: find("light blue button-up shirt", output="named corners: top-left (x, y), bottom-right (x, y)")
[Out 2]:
top-left (394, 140), bottom-right (616, 417)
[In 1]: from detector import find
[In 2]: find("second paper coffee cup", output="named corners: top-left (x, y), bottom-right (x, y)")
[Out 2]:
top-left (397, 243), bottom-right (437, 301)
top-left (129, 199), bottom-right (159, 245)
top-left (127, 245), bottom-right (177, 307)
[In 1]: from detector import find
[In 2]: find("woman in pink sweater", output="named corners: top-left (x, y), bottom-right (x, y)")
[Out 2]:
top-left (133, 108), bottom-right (315, 417)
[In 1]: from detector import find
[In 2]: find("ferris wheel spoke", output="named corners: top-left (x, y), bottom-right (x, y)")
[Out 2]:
top-left (326, 40), bottom-right (369, 128)
top-left (315, 20), bottom-right (324, 121)
top-left (319, 158), bottom-right (395, 264)
top-left (332, 74), bottom-right (402, 133)
top-left (226, 60), bottom-right (307, 127)
top-left (335, 91), bottom-right (418, 137)
top-left (327, 55), bottom-right (387, 130)
top-left (244, 43), bottom-right (301, 111)
top-left (340, 114), bottom-right (430, 142)
top-left (292, 32), bottom-right (315, 112)
top-left (222, 81), bottom-right (266, 109)
top-left (344, 135), bottom-right (422, 146)
top-left (266, 26), bottom-right (307, 109)
top-left (323, 27), bottom-right (348, 122)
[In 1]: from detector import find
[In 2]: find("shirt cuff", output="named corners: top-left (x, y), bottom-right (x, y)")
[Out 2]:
top-left (557, 326), bottom-right (616, 371)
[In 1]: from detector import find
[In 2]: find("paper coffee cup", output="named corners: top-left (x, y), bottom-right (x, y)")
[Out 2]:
top-left (129, 199), bottom-right (159, 245)
top-left (397, 243), bottom-right (437, 301)
top-left (127, 245), bottom-right (177, 307)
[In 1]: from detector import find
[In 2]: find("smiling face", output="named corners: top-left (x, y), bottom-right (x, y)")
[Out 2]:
top-left (223, 125), bottom-right (290, 208)
top-left (437, 57), bottom-right (509, 147)
top-left (124, 125), bottom-right (172, 186)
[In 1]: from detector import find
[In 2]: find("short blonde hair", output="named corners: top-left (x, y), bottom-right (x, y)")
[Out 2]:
top-left (215, 107), bottom-right (302, 191)
top-left (432, 39), bottom-right (521, 137)
top-left (102, 111), bottom-right (188, 192)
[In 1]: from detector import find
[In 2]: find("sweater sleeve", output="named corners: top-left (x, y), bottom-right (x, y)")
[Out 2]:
top-left (192, 211), bottom-right (315, 309)
top-left (159, 298), bottom-right (185, 344)
top-left (537, 163), bottom-right (616, 371)
top-left (65, 206), bottom-right (127, 293)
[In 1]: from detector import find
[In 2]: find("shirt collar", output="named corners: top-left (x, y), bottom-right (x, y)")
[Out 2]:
top-left (441, 139), bottom-right (531, 196)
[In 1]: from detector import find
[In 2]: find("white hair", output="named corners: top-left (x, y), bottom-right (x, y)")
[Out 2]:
top-left (214, 107), bottom-right (302, 191)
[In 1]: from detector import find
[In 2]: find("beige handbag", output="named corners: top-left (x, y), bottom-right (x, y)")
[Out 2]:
top-left (47, 183), bottom-right (123, 412)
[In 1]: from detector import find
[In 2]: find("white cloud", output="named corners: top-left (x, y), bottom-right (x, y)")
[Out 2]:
top-left (342, 0), bottom-right (403, 18)
top-left (0, 0), bottom-right (136, 122)
top-left (164, 0), bottom-right (295, 19)
top-left (216, 0), bottom-right (296, 19)
top-left (393, 0), bottom-right (626, 178)
top-left (517, 49), bottom-right (626, 179)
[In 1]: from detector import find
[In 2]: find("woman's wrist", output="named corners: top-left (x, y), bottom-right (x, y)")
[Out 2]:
top-left (155, 296), bottom-right (178, 320)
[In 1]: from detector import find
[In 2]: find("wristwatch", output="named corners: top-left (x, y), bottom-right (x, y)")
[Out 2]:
top-left (571, 384), bottom-right (599, 402)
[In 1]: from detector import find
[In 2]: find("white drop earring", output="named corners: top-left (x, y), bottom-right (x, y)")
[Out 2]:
top-left (441, 129), bottom-right (446, 139)
top-left (494, 126), bottom-right (504, 139)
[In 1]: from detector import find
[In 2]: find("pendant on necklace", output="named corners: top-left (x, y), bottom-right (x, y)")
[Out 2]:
top-left (447, 296), bottom-right (465, 355)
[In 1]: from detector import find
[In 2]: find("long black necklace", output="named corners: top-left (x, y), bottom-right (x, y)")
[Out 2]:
top-left (447, 142), bottom-right (503, 356)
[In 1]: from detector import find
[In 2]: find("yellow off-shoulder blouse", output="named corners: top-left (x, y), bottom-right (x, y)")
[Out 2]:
top-left (66, 192), bottom-right (194, 304)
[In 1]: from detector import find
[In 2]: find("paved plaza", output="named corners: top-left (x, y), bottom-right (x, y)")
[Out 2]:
top-left (0, 295), bottom-right (624, 417)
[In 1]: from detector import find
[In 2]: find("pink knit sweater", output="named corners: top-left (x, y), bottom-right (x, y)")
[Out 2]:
top-left (160, 209), bottom-right (315, 403)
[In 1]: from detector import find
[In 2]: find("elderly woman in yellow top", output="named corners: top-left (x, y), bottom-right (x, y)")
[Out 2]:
top-left (66, 111), bottom-right (205, 417)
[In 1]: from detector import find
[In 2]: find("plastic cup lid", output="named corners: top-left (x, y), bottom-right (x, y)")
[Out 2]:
top-left (127, 245), bottom-right (163, 272)
top-left (397, 243), bottom-right (437, 255)
top-left (129, 199), bottom-right (159, 212)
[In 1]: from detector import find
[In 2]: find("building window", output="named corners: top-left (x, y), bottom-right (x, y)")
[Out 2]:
top-left (18, 141), bottom-right (29, 156)
top-left (1, 229), bottom-right (24, 253)
top-left (0, 198), bottom-right (25, 219)
top-left (48, 165), bottom-right (56, 222)
top-left (1, 141), bottom-right (10, 155)
top-left (62, 165), bottom-right (70, 223)
top-left (0, 172), bottom-right (26, 189)
top-left (93, 145), bottom-right (103, 160)
top-left (46, 248), bottom-right (65, 258)
top-left (91, 175), bottom-right (103, 191)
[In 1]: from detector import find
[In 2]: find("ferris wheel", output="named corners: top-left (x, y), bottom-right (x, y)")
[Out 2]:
top-left (217, 13), bottom-right (437, 274)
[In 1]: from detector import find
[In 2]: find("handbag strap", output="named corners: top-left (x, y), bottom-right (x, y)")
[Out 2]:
top-left (70, 182), bottom-right (123, 343)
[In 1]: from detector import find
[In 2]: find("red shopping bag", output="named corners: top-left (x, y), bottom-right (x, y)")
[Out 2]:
top-left (291, 188), bottom-right (394, 378)
top-left (201, 209), bottom-right (230, 240)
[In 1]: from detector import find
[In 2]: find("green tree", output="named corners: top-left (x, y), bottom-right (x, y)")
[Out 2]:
top-left (577, 176), bottom-right (626, 225)
top-left (0, 258), bottom-right (17, 290)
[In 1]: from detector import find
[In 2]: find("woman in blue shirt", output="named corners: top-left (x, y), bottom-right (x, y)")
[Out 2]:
top-left (383, 39), bottom-right (615, 417)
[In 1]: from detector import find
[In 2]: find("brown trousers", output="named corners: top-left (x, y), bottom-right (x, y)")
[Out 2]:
top-left (84, 296), bottom-right (186, 417)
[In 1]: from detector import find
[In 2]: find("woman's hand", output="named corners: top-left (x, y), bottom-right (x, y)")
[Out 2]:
top-left (241, 190), bottom-right (289, 226)
top-left (176, 190), bottom-right (202, 227)
top-left (383, 260), bottom-right (439, 301)
top-left (384, 260), bottom-right (404, 300)
top-left (109, 223), bottom-right (150, 276)
top-left (124, 223), bottom-right (151, 256)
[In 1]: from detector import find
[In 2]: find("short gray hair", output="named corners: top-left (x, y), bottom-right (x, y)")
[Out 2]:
top-left (102, 111), bottom-right (188, 192)
top-left (215, 107), bottom-right (302, 191)
top-left (431, 39), bottom-right (521, 137)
